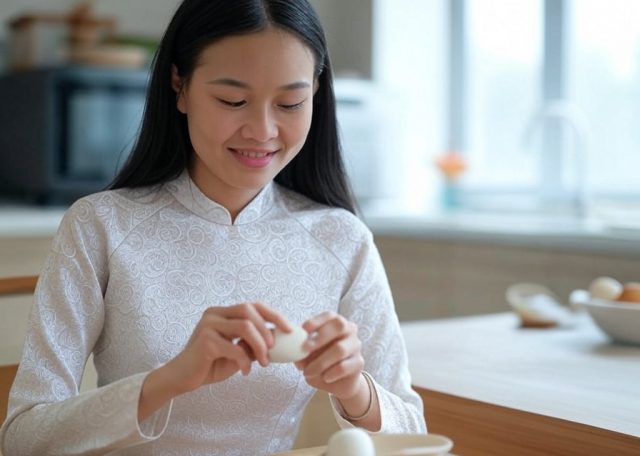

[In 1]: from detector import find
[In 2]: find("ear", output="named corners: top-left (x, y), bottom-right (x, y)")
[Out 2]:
top-left (171, 64), bottom-right (187, 114)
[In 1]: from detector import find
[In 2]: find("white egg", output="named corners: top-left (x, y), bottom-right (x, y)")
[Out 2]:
top-left (588, 276), bottom-right (623, 301)
top-left (327, 428), bottom-right (375, 456)
top-left (268, 325), bottom-right (309, 363)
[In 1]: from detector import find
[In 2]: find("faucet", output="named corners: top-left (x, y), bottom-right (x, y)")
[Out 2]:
top-left (522, 100), bottom-right (590, 217)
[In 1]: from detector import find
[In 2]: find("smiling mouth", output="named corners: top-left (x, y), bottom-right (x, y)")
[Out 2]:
top-left (231, 148), bottom-right (278, 158)
top-left (229, 148), bottom-right (279, 168)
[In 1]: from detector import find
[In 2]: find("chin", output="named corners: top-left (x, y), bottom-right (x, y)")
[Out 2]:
top-left (237, 175), bottom-right (276, 192)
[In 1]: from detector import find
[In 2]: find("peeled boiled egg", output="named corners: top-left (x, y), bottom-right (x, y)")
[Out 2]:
top-left (268, 324), bottom-right (309, 363)
top-left (588, 276), bottom-right (623, 301)
top-left (327, 428), bottom-right (375, 456)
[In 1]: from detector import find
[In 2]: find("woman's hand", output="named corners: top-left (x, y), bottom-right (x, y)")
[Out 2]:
top-left (295, 311), bottom-right (365, 400)
top-left (295, 311), bottom-right (381, 430)
top-left (138, 302), bottom-right (291, 421)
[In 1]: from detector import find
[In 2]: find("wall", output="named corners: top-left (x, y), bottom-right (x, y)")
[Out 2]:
top-left (309, 0), bottom-right (372, 79)
top-left (375, 236), bottom-right (640, 321)
top-left (0, 0), bottom-right (373, 77)
top-left (0, 0), bottom-right (178, 39)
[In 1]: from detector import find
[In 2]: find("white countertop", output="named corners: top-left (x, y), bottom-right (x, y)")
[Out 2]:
top-left (401, 312), bottom-right (640, 437)
top-left (1, 204), bottom-right (640, 255)
top-left (0, 206), bottom-right (66, 237)
top-left (363, 211), bottom-right (640, 256)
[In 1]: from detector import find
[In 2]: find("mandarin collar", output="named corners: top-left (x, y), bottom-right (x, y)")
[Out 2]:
top-left (165, 170), bottom-right (275, 225)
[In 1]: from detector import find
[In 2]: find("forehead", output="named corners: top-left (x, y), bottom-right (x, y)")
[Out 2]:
top-left (194, 28), bottom-right (316, 83)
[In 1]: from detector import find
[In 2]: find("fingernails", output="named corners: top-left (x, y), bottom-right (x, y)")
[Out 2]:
top-left (302, 338), bottom-right (316, 351)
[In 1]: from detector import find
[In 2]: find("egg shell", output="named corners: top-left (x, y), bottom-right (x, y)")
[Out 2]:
top-left (588, 276), bottom-right (623, 301)
top-left (327, 428), bottom-right (375, 456)
top-left (268, 325), bottom-right (309, 363)
top-left (617, 282), bottom-right (640, 303)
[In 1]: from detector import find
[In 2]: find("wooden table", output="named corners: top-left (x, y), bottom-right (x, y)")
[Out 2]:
top-left (401, 312), bottom-right (640, 455)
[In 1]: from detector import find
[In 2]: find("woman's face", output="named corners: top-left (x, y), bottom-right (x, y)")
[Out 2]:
top-left (173, 27), bottom-right (317, 214)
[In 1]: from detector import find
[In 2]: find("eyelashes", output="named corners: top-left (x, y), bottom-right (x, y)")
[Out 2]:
top-left (216, 98), bottom-right (306, 111)
top-left (217, 98), bottom-right (246, 108)
top-left (279, 101), bottom-right (305, 111)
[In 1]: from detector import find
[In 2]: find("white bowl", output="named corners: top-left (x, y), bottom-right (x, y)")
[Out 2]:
top-left (371, 433), bottom-right (453, 456)
top-left (574, 291), bottom-right (640, 345)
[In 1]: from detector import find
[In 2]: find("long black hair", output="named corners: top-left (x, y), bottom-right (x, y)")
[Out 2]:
top-left (109, 0), bottom-right (356, 214)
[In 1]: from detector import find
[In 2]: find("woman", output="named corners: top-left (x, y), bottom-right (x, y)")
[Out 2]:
top-left (0, 0), bottom-right (426, 454)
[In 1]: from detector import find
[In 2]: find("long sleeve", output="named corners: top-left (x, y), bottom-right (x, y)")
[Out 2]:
top-left (0, 201), bottom-right (171, 456)
top-left (2, 178), bottom-right (427, 455)
top-left (320, 221), bottom-right (427, 433)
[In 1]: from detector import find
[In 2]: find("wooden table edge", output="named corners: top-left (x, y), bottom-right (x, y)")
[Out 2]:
top-left (414, 386), bottom-right (640, 456)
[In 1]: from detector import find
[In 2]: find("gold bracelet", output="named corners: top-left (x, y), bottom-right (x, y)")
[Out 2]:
top-left (340, 371), bottom-right (375, 422)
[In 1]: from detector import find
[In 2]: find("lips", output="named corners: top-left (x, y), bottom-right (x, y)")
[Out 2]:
top-left (234, 149), bottom-right (275, 158)
top-left (229, 147), bottom-right (278, 168)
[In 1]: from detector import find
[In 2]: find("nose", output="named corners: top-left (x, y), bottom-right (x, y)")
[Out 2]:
top-left (241, 105), bottom-right (278, 142)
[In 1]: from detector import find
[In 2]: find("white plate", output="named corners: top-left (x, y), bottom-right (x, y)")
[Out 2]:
top-left (371, 433), bottom-right (453, 456)
top-left (271, 433), bottom-right (453, 456)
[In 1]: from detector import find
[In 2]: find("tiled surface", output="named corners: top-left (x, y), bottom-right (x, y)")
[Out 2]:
top-left (375, 236), bottom-right (640, 321)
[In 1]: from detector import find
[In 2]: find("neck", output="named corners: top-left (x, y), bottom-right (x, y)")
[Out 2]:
top-left (187, 167), bottom-right (262, 222)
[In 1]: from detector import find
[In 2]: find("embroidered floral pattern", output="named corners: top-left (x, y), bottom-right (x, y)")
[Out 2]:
top-left (1, 172), bottom-right (425, 455)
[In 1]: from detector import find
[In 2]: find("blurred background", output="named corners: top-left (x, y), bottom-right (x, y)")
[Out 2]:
top-left (1, 0), bottom-right (639, 324)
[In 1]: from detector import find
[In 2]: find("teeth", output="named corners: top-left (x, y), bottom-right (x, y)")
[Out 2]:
top-left (236, 149), bottom-right (271, 158)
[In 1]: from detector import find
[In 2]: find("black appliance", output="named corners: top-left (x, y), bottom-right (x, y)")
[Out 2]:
top-left (0, 66), bottom-right (148, 204)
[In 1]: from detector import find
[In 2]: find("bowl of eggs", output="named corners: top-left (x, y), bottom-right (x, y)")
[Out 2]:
top-left (571, 277), bottom-right (640, 346)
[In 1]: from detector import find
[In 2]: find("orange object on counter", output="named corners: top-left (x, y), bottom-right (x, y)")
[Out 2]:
top-left (435, 152), bottom-right (467, 180)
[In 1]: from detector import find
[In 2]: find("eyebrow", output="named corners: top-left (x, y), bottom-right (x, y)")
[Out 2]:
top-left (207, 78), bottom-right (311, 91)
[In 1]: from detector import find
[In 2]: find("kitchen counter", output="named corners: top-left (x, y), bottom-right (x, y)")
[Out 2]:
top-left (0, 206), bottom-right (66, 237)
top-left (402, 312), bottom-right (640, 455)
top-left (363, 211), bottom-right (640, 256)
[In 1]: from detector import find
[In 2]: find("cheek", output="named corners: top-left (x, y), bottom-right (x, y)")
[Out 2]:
top-left (188, 107), bottom-right (238, 145)
top-left (288, 109), bottom-right (314, 144)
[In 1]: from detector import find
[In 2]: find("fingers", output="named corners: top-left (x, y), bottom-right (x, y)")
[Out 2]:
top-left (172, 303), bottom-right (297, 392)
top-left (303, 335), bottom-right (363, 380)
top-left (297, 312), bottom-right (364, 394)
top-left (302, 311), bottom-right (356, 353)
top-left (253, 302), bottom-right (294, 333)
top-left (208, 330), bottom-right (253, 375)
top-left (204, 303), bottom-right (292, 367)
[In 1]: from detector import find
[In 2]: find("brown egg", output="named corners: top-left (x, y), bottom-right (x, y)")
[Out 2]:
top-left (616, 282), bottom-right (640, 303)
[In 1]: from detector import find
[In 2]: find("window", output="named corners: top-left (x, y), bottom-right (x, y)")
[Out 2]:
top-left (463, 0), bottom-right (542, 200)
top-left (451, 0), bottom-right (640, 219)
top-left (569, 0), bottom-right (640, 198)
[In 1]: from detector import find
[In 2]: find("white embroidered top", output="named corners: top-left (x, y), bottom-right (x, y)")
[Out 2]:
top-left (1, 172), bottom-right (425, 455)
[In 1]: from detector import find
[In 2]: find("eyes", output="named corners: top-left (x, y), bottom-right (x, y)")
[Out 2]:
top-left (216, 97), bottom-right (307, 111)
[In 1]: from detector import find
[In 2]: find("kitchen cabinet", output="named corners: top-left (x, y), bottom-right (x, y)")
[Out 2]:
top-left (375, 235), bottom-right (640, 321)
